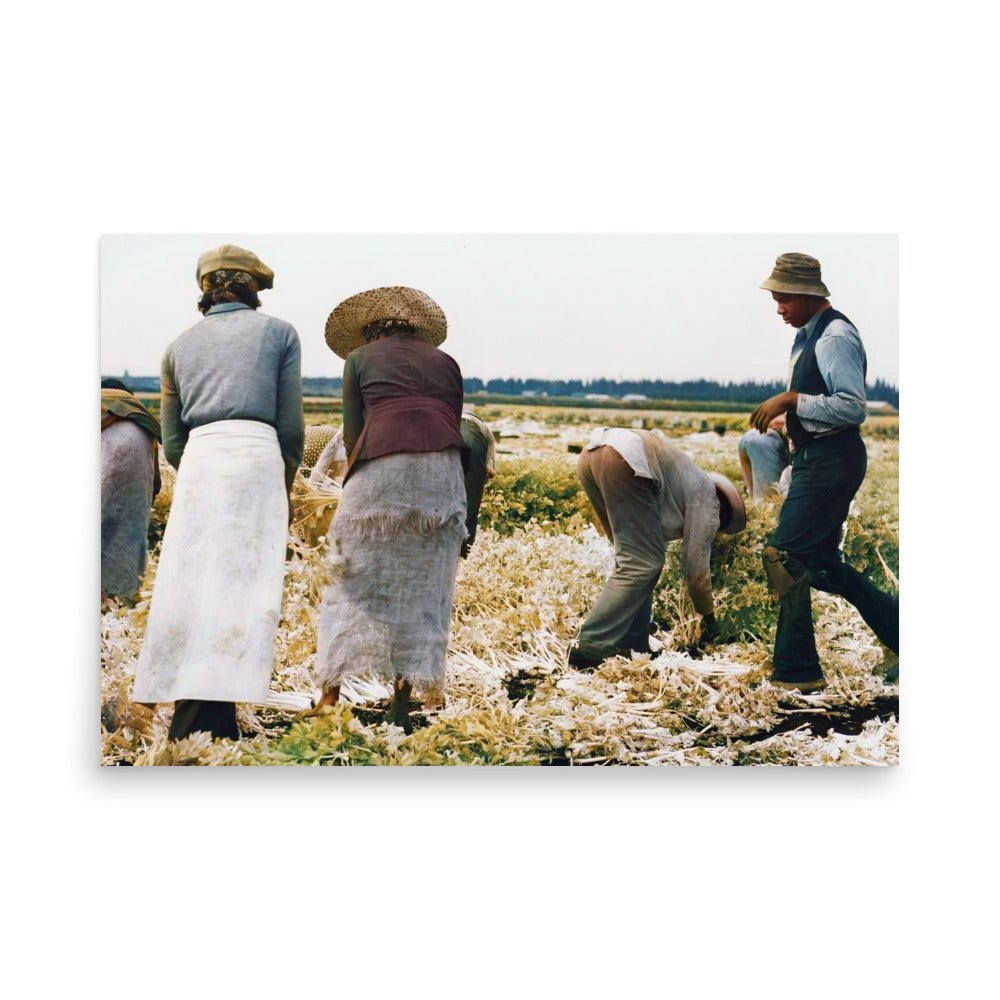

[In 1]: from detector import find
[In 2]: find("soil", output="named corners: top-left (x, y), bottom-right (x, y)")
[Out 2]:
top-left (739, 694), bottom-right (899, 744)
top-left (507, 668), bottom-right (898, 765)
top-left (352, 702), bottom-right (432, 732)
top-left (504, 668), bottom-right (545, 703)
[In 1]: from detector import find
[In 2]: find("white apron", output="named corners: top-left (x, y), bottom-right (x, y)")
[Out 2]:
top-left (132, 420), bottom-right (287, 703)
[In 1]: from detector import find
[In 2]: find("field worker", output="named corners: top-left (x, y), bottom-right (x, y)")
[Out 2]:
top-left (459, 409), bottom-right (497, 556)
top-left (314, 287), bottom-right (469, 731)
top-left (752, 252), bottom-right (899, 692)
top-left (302, 423), bottom-right (341, 478)
top-left (737, 412), bottom-right (790, 499)
top-left (132, 245), bottom-right (304, 741)
top-left (569, 427), bottom-right (746, 670)
top-left (100, 378), bottom-right (161, 599)
top-left (305, 425), bottom-right (348, 485)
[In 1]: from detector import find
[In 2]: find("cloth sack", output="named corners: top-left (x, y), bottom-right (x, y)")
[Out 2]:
top-left (315, 449), bottom-right (466, 694)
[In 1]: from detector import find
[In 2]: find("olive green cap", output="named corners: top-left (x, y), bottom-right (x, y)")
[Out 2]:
top-left (760, 252), bottom-right (829, 297)
top-left (196, 244), bottom-right (274, 290)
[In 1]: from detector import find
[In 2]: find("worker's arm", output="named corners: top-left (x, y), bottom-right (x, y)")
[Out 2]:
top-left (797, 322), bottom-right (868, 430)
top-left (159, 351), bottom-right (188, 470)
top-left (750, 391), bottom-right (799, 435)
top-left (682, 495), bottom-right (719, 623)
top-left (452, 358), bottom-right (465, 422)
top-left (341, 353), bottom-right (364, 456)
top-left (275, 325), bottom-right (305, 492)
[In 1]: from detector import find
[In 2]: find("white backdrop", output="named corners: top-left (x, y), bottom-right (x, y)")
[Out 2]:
top-left (3, 2), bottom-right (991, 998)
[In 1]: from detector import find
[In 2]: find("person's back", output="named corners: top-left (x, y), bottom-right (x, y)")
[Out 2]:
top-left (165, 307), bottom-right (298, 431)
top-left (161, 303), bottom-right (303, 488)
top-left (635, 430), bottom-right (718, 539)
top-left (350, 334), bottom-right (463, 405)
top-left (342, 334), bottom-right (466, 471)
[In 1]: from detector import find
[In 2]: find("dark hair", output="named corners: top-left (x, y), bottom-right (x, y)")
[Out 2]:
top-left (363, 318), bottom-right (416, 342)
top-left (197, 282), bottom-right (261, 315)
top-left (101, 377), bottom-right (129, 391)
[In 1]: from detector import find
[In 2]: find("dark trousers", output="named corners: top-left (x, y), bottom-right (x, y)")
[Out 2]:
top-left (463, 438), bottom-right (490, 549)
top-left (168, 700), bottom-right (239, 741)
top-left (769, 430), bottom-right (899, 682)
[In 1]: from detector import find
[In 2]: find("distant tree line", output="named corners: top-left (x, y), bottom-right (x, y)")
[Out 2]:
top-left (106, 374), bottom-right (899, 409)
top-left (468, 377), bottom-right (899, 408)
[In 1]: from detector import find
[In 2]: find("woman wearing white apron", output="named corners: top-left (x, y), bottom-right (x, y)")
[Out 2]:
top-left (132, 245), bottom-right (304, 740)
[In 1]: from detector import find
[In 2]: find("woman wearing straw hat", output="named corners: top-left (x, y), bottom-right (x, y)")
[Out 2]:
top-left (315, 286), bottom-right (468, 731)
top-left (131, 244), bottom-right (304, 740)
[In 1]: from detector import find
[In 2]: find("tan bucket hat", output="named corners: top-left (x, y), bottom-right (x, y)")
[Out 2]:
top-left (196, 244), bottom-right (275, 290)
top-left (325, 286), bottom-right (447, 359)
top-left (708, 473), bottom-right (747, 535)
top-left (760, 252), bottom-right (830, 298)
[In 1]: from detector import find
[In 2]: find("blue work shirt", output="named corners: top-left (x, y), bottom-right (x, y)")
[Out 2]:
top-left (788, 306), bottom-right (868, 435)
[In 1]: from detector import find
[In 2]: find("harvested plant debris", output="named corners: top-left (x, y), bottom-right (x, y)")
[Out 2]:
top-left (102, 424), bottom-right (898, 766)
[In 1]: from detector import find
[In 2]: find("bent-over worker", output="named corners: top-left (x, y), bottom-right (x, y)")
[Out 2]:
top-left (459, 410), bottom-right (497, 556)
top-left (100, 378), bottom-right (161, 599)
top-left (569, 427), bottom-right (746, 669)
top-left (737, 413), bottom-right (790, 499)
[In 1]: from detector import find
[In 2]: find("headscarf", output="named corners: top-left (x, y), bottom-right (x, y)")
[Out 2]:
top-left (363, 317), bottom-right (416, 341)
top-left (200, 268), bottom-right (259, 303)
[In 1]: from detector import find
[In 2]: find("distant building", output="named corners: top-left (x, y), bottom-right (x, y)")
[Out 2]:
top-left (621, 393), bottom-right (648, 402)
top-left (521, 390), bottom-right (548, 397)
top-left (584, 393), bottom-right (612, 401)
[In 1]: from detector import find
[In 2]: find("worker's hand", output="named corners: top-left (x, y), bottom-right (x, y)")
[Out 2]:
top-left (750, 392), bottom-right (798, 434)
top-left (698, 613), bottom-right (720, 646)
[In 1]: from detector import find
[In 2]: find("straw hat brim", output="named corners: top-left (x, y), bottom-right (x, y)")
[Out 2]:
top-left (325, 286), bottom-right (447, 359)
top-left (760, 275), bottom-right (830, 298)
top-left (708, 473), bottom-right (747, 535)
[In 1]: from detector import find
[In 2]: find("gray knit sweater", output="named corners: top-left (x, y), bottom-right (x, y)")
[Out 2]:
top-left (160, 302), bottom-right (304, 489)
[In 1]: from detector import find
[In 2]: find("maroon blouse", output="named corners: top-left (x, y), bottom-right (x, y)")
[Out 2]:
top-left (341, 335), bottom-right (469, 481)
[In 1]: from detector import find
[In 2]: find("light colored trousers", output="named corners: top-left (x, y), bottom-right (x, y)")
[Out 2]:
top-left (576, 446), bottom-right (666, 656)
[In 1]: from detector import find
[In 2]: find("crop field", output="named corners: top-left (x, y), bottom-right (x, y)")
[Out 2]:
top-left (101, 403), bottom-right (899, 766)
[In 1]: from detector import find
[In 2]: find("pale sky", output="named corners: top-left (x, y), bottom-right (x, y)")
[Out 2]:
top-left (101, 234), bottom-right (898, 384)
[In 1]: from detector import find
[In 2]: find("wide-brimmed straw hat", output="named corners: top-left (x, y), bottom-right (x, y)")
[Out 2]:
top-left (760, 252), bottom-right (830, 298)
top-left (196, 244), bottom-right (275, 290)
top-left (708, 473), bottom-right (747, 535)
top-left (325, 286), bottom-right (447, 359)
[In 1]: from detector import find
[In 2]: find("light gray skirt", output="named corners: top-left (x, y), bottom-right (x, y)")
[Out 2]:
top-left (101, 420), bottom-right (157, 598)
top-left (315, 449), bottom-right (467, 693)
